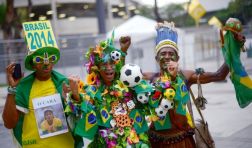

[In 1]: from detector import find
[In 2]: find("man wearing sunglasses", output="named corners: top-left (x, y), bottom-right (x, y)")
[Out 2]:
top-left (2, 40), bottom-right (78, 148)
top-left (3, 31), bottom-right (132, 147)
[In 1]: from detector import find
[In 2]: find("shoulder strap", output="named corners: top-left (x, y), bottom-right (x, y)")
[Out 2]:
top-left (189, 88), bottom-right (206, 123)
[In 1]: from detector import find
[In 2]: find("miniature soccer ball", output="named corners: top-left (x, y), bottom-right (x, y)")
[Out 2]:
top-left (155, 106), bottom-right (167, 117)
top-left (110, 51), bottom-right (121, 61)
top-left (137, 92), bottom-right (149, 104)
top-left (160, 99), bottom-right (174, 111)
top-left (120, 64), bottom-right (143, 87)
top-left (163, 88), bottom-right (176, 100)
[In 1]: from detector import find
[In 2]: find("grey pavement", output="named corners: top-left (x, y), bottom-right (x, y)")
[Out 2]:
top-left (0, 55), bottom-right (252, 147)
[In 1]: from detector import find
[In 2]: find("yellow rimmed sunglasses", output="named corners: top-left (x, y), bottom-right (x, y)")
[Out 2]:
top-left (33, 52), bottom-right (57, 64)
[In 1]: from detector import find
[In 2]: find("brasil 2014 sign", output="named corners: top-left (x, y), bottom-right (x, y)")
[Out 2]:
top-left (22, 20), bottom-right (58, 52)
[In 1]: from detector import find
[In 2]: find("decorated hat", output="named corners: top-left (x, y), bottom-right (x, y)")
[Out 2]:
top-left (22, 20), bottom-right (60, 71)
top-left (223, 18), bottom-right (242, 33)
top-left (155, 21), bottom-right (178, 55)
top-left (85, 31), bottom-right (126, 85)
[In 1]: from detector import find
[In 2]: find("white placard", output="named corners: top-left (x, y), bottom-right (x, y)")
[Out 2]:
top-left (32, 94), bottom-right (68, 138)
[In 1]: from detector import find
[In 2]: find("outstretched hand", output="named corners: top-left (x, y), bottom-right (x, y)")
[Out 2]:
top-left (119, 36), bottom-right (131, 53)
top-left (6, 63), bottom-right (23, 87)
top-left (62, 75), bottom-right (80, 101)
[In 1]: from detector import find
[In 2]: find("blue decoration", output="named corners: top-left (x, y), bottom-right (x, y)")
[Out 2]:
top-left (88, 113), bottom-right (97, 124)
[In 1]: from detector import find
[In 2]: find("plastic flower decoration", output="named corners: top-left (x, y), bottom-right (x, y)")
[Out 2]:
top-left (86, 72), bottom-right (97, 85)
top-left (94, 45), bottom-right (104, 58)
top-left (84, 30), bottom-right (126, 85)
top-left (114, 80), bottom-right (129, 92)
top-left (78, 80), bottom-right (85, 93)
top-left (127, 129), bottom-right (139, 144)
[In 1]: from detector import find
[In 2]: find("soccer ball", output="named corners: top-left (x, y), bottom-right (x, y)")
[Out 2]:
top-left (155, 106), bottom-right (167, 117)
top-left (160, 99), bottom-right (174, 111)
top-left (110, 51), bottom-right (121, 61)
top-left (120, 64), bottom-right (143, 87)
top-left (163, 88), bottom-right (176, 100)
top-left (137, 92), bottom-right (149, 104)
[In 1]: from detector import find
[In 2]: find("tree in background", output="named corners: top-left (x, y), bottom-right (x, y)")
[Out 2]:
top-left (138, 5), bottom-right (155, 20)
top-left (0, 0), bottom-right (31, 64)
top-left (160, 3), bottom-right (194, 27)
top-left (154, 0), bottom-right (162, 22)
top-left (139, 0), bottom-right (252, 27)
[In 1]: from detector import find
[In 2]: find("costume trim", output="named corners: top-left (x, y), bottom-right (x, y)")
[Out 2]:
top-left (156, 39), bottom-right (178, 54)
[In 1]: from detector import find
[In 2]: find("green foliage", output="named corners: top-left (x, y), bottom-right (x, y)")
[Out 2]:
top-left (138, 0), bottom-right (252, 27)
top-left (227, 0), bottom-right (252, 24)
top-left (157, 3), bottom-right (195, 27)
top-left (0, 3), bottom-right (6, 24)
top-left (17, 7), bottom-right (29, 23)
top-left (138, 5), bottom-right (155, 20)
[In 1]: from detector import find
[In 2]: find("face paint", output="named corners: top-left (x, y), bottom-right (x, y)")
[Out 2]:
top-left (158, 47), bottom-right (178, 61)
top-left (100, 64), bottom-right (115, 71)
top-left (99, 62), bottom-right (116, 84)
top-left (158, 52), bottom-right (178, 72)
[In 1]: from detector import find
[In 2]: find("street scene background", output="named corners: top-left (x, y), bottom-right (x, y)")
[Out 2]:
top-left (0, 0), bottom-right (252, 147)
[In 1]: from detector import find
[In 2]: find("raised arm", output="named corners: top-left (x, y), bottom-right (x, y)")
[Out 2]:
top-left (119, 36), bottom-right (131, 64)
top-left (119, 36), bottom-right (131, 54)
top-left (2, 63), bottom-right (22, 129)
top-left (182, 63), bottom-right (229, 87)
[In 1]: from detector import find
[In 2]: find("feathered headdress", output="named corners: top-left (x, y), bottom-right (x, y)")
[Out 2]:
top-left (155, 21), bottom-right (178, 55)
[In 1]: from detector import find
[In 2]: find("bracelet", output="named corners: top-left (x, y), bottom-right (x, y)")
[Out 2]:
top-left (195, 68), bottom-right (205, 75)
top-left (7, 86), bottom-right (17, 94)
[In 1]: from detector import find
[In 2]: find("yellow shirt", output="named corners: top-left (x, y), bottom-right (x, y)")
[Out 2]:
top-left (22, 78), bottom-right (74, 148)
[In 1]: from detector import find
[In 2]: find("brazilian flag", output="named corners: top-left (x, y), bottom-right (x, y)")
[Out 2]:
top-left (153, 114), bottom-right (172, 130)
top-left (97, 106), bottom-right (112, 127)
top-left (74, 110), bottom-right (98, 140)
top-left (221, 31), bottom-right (252, 108)
top-left (172, 76), bottom-right (189, 115)
top-left (129, 109), bottom-right (149, 134)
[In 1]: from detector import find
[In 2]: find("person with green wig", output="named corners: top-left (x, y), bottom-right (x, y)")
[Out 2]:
top-left (63, 33), bottom-right (153, 147)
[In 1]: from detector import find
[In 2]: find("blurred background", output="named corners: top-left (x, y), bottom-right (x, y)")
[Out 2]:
top-left (0, 0), bottom-right (252, 148)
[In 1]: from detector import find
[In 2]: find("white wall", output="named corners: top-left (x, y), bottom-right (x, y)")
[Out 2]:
top-left (179, 33), bottom-right (196, 70)
top-left (56, 17), bottom-right (125, 35)
top-left (127, 37), bottom-right (158, 73)
top-left (57, 17), bottom-right (98, 35)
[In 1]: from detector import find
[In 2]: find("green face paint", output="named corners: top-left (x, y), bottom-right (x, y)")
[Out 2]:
top-left (100, 64), bottom-right (115, 71)
top-left (171, 55), bottom-right (177, 61)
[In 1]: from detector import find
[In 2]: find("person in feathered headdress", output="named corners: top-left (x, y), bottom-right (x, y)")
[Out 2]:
top-left (146, 21), bottom-right (232, 148)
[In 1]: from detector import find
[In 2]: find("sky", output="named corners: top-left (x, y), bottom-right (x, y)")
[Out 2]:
top-left (136, 0), bottom-right (189, 7)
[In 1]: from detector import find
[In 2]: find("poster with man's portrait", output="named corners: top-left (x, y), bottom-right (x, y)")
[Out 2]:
top-left (32, 93), bottom-right (68, 138)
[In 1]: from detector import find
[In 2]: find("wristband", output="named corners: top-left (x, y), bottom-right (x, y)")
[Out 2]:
top-left (8, 86), bottom-right (17, 94)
